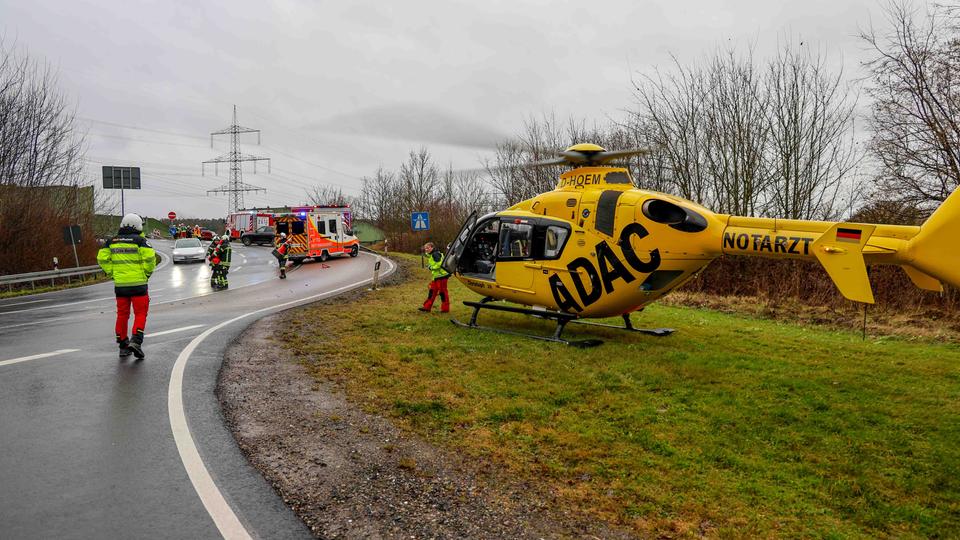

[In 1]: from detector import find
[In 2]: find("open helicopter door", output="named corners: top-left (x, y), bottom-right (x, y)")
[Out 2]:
top-left (443, 210), bottom-right (478, 275)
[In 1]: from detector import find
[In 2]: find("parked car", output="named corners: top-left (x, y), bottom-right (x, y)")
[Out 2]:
top-left (200, 229), bottom-right (216, 241)
top-left (240, 226), bottom-right (276, 246)
top-left (172, 237), bottom-right (206, 264)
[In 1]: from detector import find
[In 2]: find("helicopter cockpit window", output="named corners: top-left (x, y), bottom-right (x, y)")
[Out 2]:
top-left (499, 222), bottom-right (533, 259)
top-left (542, 225), bottom-right (569, 259)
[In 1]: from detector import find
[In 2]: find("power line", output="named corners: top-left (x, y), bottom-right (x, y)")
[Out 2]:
top-left (76, 117), bottom-right (209, 141)
top-left (86, 132), bottom-right (211, 149)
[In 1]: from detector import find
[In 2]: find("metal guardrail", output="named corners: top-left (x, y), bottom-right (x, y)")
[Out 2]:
top-left (0, 265), bottom-right (105, 291)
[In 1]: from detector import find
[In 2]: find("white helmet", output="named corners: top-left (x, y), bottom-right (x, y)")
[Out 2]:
top-left (221, 234), bottom-right (231, 241)
top-left (120, 213), bottom-right (143, 232)
top-left (280, 232), bottom-right (287, 238)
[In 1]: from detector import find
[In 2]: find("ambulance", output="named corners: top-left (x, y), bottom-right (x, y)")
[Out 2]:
top-left (274, 206), bottom-right (360, 262)
top-left (226, 211), bottom-right (275, 240)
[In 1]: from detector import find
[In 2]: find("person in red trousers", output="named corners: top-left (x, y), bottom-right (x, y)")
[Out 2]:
top-left (419, 242), bottom-right (451, 313)
top-left (97, 214), bottom-right (156, 360)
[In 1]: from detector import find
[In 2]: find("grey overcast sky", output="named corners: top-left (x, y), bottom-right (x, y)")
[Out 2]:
top-left (2, 0), bottom-right (893, 219)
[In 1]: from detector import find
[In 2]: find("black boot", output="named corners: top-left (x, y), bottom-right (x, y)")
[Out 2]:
top-left (118, 338), bottom-right (133, 358)
top-left (129, 333), bottom-right (145, 360)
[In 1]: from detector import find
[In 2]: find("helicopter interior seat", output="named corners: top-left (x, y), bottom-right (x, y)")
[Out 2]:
top-left (460, 232), bottom-right (498, 279)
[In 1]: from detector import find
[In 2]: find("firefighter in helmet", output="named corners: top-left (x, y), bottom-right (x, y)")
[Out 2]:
top-left (97, 213), bottom-right (156, 360)
top-left (275, 232), bottom-right (292, 279)
top-left (209, 233), bottom-right (232, 290)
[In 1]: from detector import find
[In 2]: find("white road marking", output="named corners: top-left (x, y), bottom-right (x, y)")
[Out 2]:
top-left (0, 296), bottom-right (115, 315)
top-left (0, 349), bottom-right (80, 368)
top-left (0, 298), bottom-right (51, 307)
top-left (231, 266), bottom-right (242, 272)
top-left (168, 254), bottom-right (394, 540)
top-left (148, 325), bottom-right (204, 337)
top-left (154, 250), bottom-right (171, 272)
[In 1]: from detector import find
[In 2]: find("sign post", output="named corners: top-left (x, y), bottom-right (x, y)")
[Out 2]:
top-left (62, 225), bottom-right (81, 268)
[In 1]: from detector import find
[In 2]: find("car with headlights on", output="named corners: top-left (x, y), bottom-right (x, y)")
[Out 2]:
top-left (172, 237), bottom-right (206, 264)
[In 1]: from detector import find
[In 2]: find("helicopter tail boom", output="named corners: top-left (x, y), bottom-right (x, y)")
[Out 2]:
top-left (718, 203), bottom-right (960, 304)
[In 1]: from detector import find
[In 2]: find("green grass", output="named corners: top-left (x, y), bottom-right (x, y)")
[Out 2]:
top-left (281, 255), bottom-right (960, 538)
top-left (0, 273), bottom-right (111, 299)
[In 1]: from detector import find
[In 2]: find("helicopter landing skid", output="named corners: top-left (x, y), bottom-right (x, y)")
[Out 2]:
top-left (451, 299), bottom-right (603, 348)
top-left (569, 314), bottom-right (674, 337)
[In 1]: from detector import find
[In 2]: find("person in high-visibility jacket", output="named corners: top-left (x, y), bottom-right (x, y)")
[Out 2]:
top-left (97, 213), bottom-right (156, 360)
top-left (209, 234), bottom-right (232, 290)
top-left (275, 232), bottom-right (292, 279)
top-left (419, 242), bottom-right (451, 313)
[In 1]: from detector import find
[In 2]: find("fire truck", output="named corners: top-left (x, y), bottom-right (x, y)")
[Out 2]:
top-left (274, 206), bottom-right (360, 261)
top-left (226, 211), bottom-right (274, 240)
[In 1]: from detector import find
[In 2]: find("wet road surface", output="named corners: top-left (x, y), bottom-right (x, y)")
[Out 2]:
top-left (0, 240), bottom-right (394, 539)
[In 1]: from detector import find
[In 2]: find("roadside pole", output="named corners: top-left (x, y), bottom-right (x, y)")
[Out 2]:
top-left (68, 226), bottom-right (80, 268)
top-left (370, 256), bottom-right (382, 291)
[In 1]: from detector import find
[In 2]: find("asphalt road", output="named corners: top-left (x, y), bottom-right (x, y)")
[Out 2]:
top-left (0, 239), bottom-right (394, 539)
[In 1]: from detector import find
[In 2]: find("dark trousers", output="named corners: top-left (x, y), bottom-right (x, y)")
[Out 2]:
top-left (423, 277), bottom-right (450, 312)
top-left (116, 295), bottom-right (149, 343)
top-left (211, 265), bottom-right (229, 288)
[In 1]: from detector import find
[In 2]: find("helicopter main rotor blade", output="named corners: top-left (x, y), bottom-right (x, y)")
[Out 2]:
top-left (528, 157), bottom-right (569, 168)
top-left (593, 148), bottom-right (649, 164)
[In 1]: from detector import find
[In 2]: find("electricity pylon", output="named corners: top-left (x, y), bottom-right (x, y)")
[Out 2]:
top-left (203, 105), bottom-right (270, 214)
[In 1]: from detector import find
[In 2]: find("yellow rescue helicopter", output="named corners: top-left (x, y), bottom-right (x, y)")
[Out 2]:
top-left (443, 143), bottom-right (960, 346)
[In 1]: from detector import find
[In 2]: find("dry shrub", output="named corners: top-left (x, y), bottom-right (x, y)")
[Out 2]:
top-left (676, 256), bottom-right (960, 337)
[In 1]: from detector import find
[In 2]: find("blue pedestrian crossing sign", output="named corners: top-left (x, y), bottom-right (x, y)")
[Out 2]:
top-left (411, 211), bottom-right (430, 231)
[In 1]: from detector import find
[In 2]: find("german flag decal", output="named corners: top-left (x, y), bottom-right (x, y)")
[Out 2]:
top-left (836, 227), bottom-right (862, 243)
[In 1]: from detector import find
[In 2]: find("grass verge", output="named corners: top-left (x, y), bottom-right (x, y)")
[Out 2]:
top-left (280, 254), bottom-right (960, 538)
top-left (0, 273), bottom-right (110, 299)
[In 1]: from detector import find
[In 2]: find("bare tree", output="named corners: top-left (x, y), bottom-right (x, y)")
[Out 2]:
top-left (305, 185), bottom-right (353, 207)
top-left (399, 147), bottom-right (439, 213)
top-left (633, 57), bottom-right (713, 206)
top-left (358, 165), bottom-right (396, 227)
top-left (860, 1), bottom-right (960, 209)
top-left (765, 42), bottom-right (861, 220)
top-left (699, 47), bottom-right (770, 216)
top-left (0, 40), bottom-right (87, 273)
top-left (633, 42), bottom-right (859, 219)
top-left (453, 168), bottom-right (490, 220)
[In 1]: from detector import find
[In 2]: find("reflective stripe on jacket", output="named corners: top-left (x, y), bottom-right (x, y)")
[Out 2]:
top-left (97, 232), bottom-right (156, 296)
top-left (427, 251), bottom-right (450, 280)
